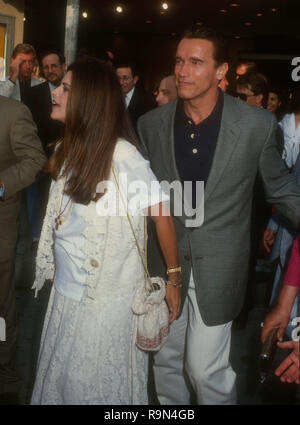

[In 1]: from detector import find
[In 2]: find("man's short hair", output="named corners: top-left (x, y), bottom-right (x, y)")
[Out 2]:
top-left (181, 26), bottom-right (227, 65)
top-left (39, 50), bottom-right (66, 66)
top-left (237, 71), bottom-right (269, 108)
top-left (114, 61), bottom-right (138, 77)
top-left (12, 43), bottom-right (36, 58)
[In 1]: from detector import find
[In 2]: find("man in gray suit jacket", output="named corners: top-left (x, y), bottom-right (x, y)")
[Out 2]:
top-left (0, 43), bottom-right (42, 101)
top-left (138, 27), bottom-right (300, 404)
top-left (0, 96), bottom-right (45, 400)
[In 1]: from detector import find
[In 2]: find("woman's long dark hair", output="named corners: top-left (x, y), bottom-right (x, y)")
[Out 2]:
top-left (46, 57), bottom-right (138, 204)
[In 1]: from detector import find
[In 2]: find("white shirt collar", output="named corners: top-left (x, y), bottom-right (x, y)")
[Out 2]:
top-left (125, 86), bottom-right (135, 108)
top-left (48, 81), bottom-right (57, 103)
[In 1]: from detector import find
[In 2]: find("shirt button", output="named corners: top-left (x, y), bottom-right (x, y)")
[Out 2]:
top-left (188, 120), bottom-right (192, 125)
top-left (90, 258), bottom-right (99, 268)
top-left (190, 133), bottom-right (195, 139)
top-left (192, 148), bottom-right (198, 154)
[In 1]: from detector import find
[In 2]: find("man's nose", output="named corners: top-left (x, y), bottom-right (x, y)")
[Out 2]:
top-left (178, 62), bottom-right (189, 76)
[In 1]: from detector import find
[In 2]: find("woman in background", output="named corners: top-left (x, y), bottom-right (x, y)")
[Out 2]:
top-left (267, 88), bottom-right (284, 121)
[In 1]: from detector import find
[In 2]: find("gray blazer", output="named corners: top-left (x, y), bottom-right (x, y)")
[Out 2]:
top-left (138, 94), bottom-right (300, 326)
top-left (0, 95), bottom-right (46, 218)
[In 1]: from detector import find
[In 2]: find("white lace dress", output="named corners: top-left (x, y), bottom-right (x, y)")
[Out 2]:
top-left (30, 140), bottom-right (169, 405)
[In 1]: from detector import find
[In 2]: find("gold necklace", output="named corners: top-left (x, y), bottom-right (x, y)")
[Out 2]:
top-left (55, 179), bottom-right (73, 230)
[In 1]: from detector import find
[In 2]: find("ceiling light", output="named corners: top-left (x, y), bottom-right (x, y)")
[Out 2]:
top-left (256, 12), bottom-right (263, 17)
top-left (196, 22), bottom-right (202, 26)
top-left (235, 35), bottom-right (240, 39)
top-left (244, 22), bottom-right (253, 26)
top-left (219, 9), bottom-right (227, 13)
top-left (162, 2), bottom-right (169, 10)
top-left (145, 20), bottom-right (152, 24)
top-left (231, 3), bottom-right (239, 6)
top-left (23, 17), bottom-right (26, 22)
top-left (116, 5), bottom-right (123, 13)
top-left (271, 8), bottom-right (278, 12)
top-left (82, 11), bottom-right (88, 18)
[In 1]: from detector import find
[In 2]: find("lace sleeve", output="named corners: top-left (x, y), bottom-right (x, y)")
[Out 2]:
top-left (31, 179), bottom-right (58, 297)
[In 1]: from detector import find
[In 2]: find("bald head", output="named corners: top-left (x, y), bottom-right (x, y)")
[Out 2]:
top-left (156, 75), bottom-right (177, 106)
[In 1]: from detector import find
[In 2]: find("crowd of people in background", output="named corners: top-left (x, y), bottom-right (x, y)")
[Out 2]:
top-left (0, 25), bottom-right (299, 405)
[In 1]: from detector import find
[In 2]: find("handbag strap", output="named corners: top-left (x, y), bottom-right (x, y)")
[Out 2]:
top-left (112, 166), bottom-right (154, 289)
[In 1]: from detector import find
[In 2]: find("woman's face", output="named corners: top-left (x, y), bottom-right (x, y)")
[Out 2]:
top-left (51, 71), bottom-right (72, 123)
top-left (267, 92), bottom-right (281, 113)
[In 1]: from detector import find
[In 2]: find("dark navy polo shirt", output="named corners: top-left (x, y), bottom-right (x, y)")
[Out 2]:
top-left (174, 90), bottom-right (224, 208)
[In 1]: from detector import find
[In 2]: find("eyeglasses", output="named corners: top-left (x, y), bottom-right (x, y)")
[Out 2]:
top-left (235, 92), bottom-right (255, 101)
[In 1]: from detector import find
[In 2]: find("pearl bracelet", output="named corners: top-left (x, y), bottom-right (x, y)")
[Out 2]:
top-left (166, 280), bottom-right (182, 289)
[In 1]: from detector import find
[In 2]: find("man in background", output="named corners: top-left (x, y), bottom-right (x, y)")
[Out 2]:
top-left (236, 71), bottom-right (268, 108)
top-left (115, 62), bottom-right (156, 130)
top-left (0, 44), bottom-right (42, 101)
top-left (23, 50), bottom-right (65, 156)
top-left (156, 75), bottom-right (177, 106)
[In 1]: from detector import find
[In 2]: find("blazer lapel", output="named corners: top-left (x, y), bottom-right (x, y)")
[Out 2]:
top-left (204, 94), bottom-right (241, 203)
top-left (158, 100), bottom-right (181, 183)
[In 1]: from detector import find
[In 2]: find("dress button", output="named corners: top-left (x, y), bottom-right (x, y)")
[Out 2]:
top-left (90, 258), bottom-right (99, 268)
top-left (190, 133), bottom-right (195, 139)
top-left (192, 148), bottom-right (198, 154)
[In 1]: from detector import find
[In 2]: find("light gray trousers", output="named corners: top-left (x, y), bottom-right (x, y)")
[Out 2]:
top-left (153, 273), bottom-right (237, 405)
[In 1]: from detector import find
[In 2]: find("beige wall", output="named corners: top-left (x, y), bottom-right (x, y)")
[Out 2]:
top-left (0, 0), bottom-right (24, 45)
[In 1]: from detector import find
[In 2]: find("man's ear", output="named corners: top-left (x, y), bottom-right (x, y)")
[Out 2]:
top-left (216, 62), bottom-right (229, 81)
top-left (133, 75), bottom-right (139, 86)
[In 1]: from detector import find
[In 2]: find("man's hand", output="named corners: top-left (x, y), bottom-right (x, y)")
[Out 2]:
top-left (263, 228), bottom-right (276, 254)
top-left (9, 56), bottom-right (24, 83)
top-left (275, 340), bottom-right (299, 384)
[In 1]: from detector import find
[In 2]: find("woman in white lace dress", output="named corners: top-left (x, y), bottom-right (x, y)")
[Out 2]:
top-left (30, 58), bottom-right (181, 405)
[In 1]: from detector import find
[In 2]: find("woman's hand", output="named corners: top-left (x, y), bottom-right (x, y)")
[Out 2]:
top-left (165, 284), bottom-right (181, 323)
top-left (275, 340), bottom-right (299, 384)
top-left (261, 305), bottom-right (290, 343)
top-left (261, 285), bottom-right (299, 343)
top-left (148, 203), bottom-right (182, 323)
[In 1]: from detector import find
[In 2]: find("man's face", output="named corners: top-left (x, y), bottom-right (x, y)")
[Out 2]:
top-left (41, 54), bottom-right (65, 86)
top-left (174, 38), bottom-right (227, 102)
top-left (17, 53), bottom-right (35, 81)
top-left (116, 67), bottom-right (138, 94)
top-left (236, 84), bottom-right (263, 107)
top-left (156, 76), bottom-right (177, 106)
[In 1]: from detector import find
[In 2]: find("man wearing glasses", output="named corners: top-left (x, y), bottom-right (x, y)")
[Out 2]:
top-left (236, 71), bottom-right (269, 109)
